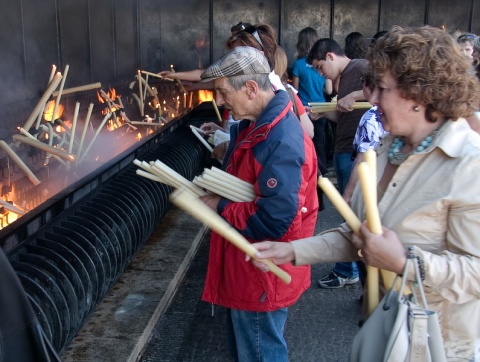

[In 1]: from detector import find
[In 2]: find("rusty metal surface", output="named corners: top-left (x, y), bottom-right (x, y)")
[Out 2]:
top-left (58, 0), bottom-right (90, 86)
top-left (333, 0), bottom-right (379, 43)
top-left (212, 0), bottom-right (280, 62)
top-left (281, 0), bottom-right (331, 67)
top-left (380, 0), bottom-right (426, 29)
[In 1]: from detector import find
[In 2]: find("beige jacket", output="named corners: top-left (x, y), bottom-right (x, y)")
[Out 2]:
top-left (293, 119), bottom-right (480, 361)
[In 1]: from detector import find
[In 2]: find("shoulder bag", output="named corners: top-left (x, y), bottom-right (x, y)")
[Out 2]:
top-left (350, 248), bottom-right (447, 362)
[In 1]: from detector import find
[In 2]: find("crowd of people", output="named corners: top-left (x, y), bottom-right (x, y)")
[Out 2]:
top-left (159, 23), bottom-right (480, 362)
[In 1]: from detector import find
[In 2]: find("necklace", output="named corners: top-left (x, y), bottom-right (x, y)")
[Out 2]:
top-left (388, 126), bottom-right (443, 165)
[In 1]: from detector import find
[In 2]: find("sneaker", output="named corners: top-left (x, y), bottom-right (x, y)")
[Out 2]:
top-left (318, 271), bottom-right (359, 289)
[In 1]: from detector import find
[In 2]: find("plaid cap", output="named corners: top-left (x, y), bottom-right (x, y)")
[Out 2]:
top-left (200, 46), bottom-right (270, 82)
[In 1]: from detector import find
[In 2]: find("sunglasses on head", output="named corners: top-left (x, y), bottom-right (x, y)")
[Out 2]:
top-left (231, 22), bottom-right (250, 33)
top-left (244, 25), bottom-right (264, 50)
top-left (458, 33), bottom-right (475, 41)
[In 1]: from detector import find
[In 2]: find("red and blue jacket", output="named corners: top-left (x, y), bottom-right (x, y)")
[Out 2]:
top-left (202, 91), bottom-right (319, 312)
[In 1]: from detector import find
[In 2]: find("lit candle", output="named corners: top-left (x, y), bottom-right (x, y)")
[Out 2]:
top-left (137, 70), bottom-right (144, 116)
top-left (78, 112), bottom-right (111, 163)
top-left (52, 64), bottom-right (69, 122)
top-left (48, 65), bottom-right (57, 83)
top-left (23, 72), bottom-right (63, 132)
top-left (12, 134), bottom-right (75, 161)
top-left (52, 82), bottom-right (102, 97)
top-left (212, 99), bottom-right (222, 124)
top-left (183, 92), bottom-right (187, 108)
top-left (68, 102), bottom-right (80, 155)
top-left (317, 176), bottom-right (361, 233)
top-left (76, 103), bottom-right (94, 161)
top-left (0, 140), bottom-right (40, 185)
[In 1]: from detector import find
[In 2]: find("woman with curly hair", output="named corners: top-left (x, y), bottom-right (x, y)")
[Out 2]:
top-left (251, 25), bottom-right (480, 360)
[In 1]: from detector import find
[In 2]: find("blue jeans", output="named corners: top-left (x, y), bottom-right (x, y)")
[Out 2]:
top-left (333, 152), bottom-right (358, 279)
top-left (334, 262), bottom-right (359, 279)
top-left (333, 152), bottom-right (354, 195)
top-left (227, 308), bottom-right (288, 362)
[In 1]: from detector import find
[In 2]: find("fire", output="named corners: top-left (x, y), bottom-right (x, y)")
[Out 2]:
top-left (97, 88), bottom-right (118, 103)
top-left (97, 88), bottom-right (119, 116)
top-left (136, 133), bottom-right (142, 141)
top-left (198, 90), bottom-right (214, 103)
top-left (44, 100), bottom-right (64, 122)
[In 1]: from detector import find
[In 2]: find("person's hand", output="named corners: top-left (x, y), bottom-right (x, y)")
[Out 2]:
top-left (306, 107), bottom-right (323, 120)
top-left (199, 194), bottom-right (221, 211)
top-left (211, 141), bottom-right (229, 161)
top-left (200, 122), bottom-right (223, 135)
top-left (337, 94), bottom-right (355, 112)
top-left (351, 222), bottom-right (407, 274)
top-left (158, 70), bottom-right (176, 79)
top-left (246, 241), bottom-right (295, 272)
top-left (343, 189), bottom-right (353, 205)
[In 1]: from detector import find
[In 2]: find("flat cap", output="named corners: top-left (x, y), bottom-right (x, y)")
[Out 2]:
top-left (200, 46), bottom-right (270, 82)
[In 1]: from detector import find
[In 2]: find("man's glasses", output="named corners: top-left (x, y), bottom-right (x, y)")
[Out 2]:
top-left (244, 25), bottom-right (264, 50)
top-left (231, 22), bottom-right (251, 34)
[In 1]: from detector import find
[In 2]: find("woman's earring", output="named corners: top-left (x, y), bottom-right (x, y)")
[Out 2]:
top-left (413, 105), bottom-right (420, 112)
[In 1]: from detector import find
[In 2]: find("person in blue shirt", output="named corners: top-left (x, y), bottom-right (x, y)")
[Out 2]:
top-left (292, 27), bottom-right (332, 187)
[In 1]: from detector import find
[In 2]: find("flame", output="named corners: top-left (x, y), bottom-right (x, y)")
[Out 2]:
top-left (136, 133), bottom-right (142, 141)
top-left (198, 90), bottom-right (214, 103)
top-left (44, 100), bottom-right (64, 122)
top-left (97, 88), bottom-right (119, 115)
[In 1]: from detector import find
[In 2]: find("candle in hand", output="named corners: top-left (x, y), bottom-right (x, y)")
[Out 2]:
top-left (317, 176), bottom-right (361, 234)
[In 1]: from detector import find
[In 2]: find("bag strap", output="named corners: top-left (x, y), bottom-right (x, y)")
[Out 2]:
top-left (408, 304), bottom-right (429, 362)
top-left (286, 87), bottom-right (300, 119)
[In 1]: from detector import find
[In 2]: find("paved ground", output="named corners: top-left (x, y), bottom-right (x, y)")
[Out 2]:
top-left (139, 197), bottom-right (364, 362)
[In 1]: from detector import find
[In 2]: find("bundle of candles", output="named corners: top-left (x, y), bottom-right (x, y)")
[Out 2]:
top-left (133, 158), bottom-right (255, 203)
top-left (317, 149), bottom-right (396, 315)
top-left (133, 158), bottom-right (289, 284)
top-left (192, 168), bottom-right (255, 202)
top-left (169, 187), bottom-right (291, 284)
top-left (308, 101), bottom-right (372, 113)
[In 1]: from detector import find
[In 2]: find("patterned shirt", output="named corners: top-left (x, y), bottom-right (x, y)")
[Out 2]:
top-left (353, 106), bottom-right (388, 153)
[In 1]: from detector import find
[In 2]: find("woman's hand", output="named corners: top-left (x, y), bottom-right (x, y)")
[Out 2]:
top-left (246, 241), bottom-right (295, 272)
top-left (351, 222), bottom-right (407, 274)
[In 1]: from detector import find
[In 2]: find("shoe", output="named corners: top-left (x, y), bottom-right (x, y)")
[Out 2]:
top-left (318, 271), bottom-right (359, 289)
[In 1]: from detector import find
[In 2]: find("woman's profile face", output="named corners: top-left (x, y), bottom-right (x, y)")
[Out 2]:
top-left (370, 72), bottom-right (417, 136)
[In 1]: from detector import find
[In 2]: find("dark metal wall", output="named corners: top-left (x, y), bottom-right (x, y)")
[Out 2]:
top-left (0, 0), bottom-right (478, 120)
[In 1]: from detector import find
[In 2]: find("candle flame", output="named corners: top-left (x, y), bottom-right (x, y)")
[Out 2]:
top-left (198, 90), bottom-right (214, 103)
top-left (44, 100), bottom-right (64, 122)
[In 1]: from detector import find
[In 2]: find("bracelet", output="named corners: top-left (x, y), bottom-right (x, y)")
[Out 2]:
top-left (408, 247), bottom-right (425, 281)
top-left (414, 255), bottom-right (426, 281)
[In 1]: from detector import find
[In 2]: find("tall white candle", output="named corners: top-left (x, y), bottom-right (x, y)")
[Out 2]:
top-left (76, 103), bottom-right (94, 161)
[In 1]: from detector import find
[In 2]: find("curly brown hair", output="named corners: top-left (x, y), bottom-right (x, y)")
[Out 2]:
top-left (367, 25), bottom-right (480, 122)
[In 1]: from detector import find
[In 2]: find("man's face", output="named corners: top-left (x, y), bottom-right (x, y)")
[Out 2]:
top-left (213, 77), bottom-right (251, 121)
top-left (312, 54), bottom-right (335, 80)
top-left (459, 42), bottom-right (474, 60)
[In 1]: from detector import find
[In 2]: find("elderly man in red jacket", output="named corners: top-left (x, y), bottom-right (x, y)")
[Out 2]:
top-left (199, 46), bottom-right (319, 362)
